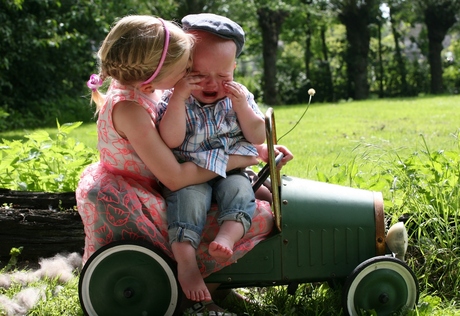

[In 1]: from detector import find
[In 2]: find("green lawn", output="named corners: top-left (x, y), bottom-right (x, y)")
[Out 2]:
top-left (1, 94), bottom-right (460, 315)
top-left (273, 95), bottom-right (460, 179)
top-left (3, 94), bottom-right (459, 181)
top-left (68, 95), bottom-right (460, 180)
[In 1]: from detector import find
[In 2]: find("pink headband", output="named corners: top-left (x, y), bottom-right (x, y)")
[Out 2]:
top-left (142, 18), bottom-right (170, 85)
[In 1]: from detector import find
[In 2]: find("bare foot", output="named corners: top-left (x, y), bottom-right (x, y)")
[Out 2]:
top-left (210, 221), bottom-right (244, 263)
top-left (172, 242), bottom-right (212, 302)
top-left (209, 240), bottom-right (233, 263)
top-left (176, 261), bottom-right (212, 301)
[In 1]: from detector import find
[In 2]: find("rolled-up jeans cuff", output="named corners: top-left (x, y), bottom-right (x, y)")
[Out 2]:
top-left (218, 212), bottom-right (252, 235)
top-left (168, 226), bottom-right (201, 249)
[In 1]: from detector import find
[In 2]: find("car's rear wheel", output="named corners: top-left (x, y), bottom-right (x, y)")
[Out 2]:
top-left (79, 241), bottom-right (180, 316)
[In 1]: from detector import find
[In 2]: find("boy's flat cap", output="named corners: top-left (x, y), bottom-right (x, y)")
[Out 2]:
top-left (182, 13), bottom-right (245, 57)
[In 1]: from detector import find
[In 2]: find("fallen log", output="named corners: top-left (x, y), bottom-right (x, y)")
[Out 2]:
top-left (0, 188), bottom-right (76, 209)
top-left (0, 189), bottom-right (84, 263)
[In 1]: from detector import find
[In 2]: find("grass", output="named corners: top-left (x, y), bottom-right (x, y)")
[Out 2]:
top-left (1, 94), bottom-right (460, 315)
top-left (273, 95), bottom-right (460, 180)
top-left (3, 95), bottom-right (459, 181)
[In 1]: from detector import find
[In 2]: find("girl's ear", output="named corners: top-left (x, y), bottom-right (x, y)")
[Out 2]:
top-left (139, 83), bottom-right (154, 94)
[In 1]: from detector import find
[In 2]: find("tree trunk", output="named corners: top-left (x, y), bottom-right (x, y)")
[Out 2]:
top-left (341, 15), bottom-right (371, 100)
top-left (427, 35), bottom-right (444, 94)
top-left (423, 2), bottom-right (458, 94)
top-left (257, 7), bottom-right (288, 105)
top-left (0, 190), bottom-right (84, 263)
top-left (337, 0), bottom-right (378, 100)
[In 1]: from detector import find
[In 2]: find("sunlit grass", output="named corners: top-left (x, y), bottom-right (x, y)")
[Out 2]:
top-left (1, 94), bottom-right (460, 315)
top-left (274, 95), bottom-right (460, 179)
top-left (2, 95), bottom-right (459, 179)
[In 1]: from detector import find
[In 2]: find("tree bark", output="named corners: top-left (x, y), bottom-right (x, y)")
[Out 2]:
top-left (423, 2), bottom-right (458, 94)
top-left (339, 9), bottom-right (371, 100)
top-left (257, 7), bottom-right (288, 105)
top-left (335, 0), bottom-right (381, 100)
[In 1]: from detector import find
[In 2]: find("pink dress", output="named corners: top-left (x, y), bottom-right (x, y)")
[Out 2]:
top-left (76, 80), bottom-right (274, 277)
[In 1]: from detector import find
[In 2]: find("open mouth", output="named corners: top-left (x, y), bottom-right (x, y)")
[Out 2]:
top-left (202, 91), bottom-right (218, 98)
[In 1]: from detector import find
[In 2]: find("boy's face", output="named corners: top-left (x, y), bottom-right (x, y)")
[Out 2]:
top-left (190, 38), bottom-right (237, 105)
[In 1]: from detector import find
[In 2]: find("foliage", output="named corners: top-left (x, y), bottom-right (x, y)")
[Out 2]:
top-left (387, 137), bottom-right (460, 300)
top-left (277, 41), bottom-right (311, 104)
top-left (0, 121), bottom-right (98, 192)
top-left (318, 133), bottom-right (460, 302)
top-left (1, 0), bottom-right (460, 130)
top-left (0, 0), bottom-right (174, 131)
top-left (0, 0), bottom-right (109, 130)
top-left (443, 37), bottom-right (460, 94)
top-left (0, 108), bottom-right (9, 131)
top-left (2, 96), bottom-right (95, 132)
top-left (2, 247), bottom-right (23, 273)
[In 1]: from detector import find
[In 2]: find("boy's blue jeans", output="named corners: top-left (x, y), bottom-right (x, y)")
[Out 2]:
top-left (162, 169), bottom-right (255, 249)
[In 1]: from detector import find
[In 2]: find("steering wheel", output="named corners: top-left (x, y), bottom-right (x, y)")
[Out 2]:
top-left (252, 152), bottom-right (284, 192)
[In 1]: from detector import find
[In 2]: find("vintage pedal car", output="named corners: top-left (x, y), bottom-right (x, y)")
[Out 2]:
top-left (78, 108), bottom-right (419, 316)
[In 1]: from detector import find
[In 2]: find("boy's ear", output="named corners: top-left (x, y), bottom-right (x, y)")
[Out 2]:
top-left (233, 61), bottom-right (237, 70)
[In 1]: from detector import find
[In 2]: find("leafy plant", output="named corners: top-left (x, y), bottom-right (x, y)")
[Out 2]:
top-left (385, 135), bottom-right (460, 300)
top-left (320, 133), bottom-right (460, 302)
top-left (1, 247), bottom-right (23, 273)
top-left (0, 120), bottom-right (98, 192)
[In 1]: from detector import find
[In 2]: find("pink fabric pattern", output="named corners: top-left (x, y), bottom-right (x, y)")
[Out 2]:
top-left (76, 80), bottom-right (274, 276)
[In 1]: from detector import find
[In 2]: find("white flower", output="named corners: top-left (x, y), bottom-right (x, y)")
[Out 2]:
top-left (308, 88), bottom-right (316, 96)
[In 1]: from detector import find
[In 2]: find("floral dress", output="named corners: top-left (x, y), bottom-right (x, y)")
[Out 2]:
top-left (76, 80), bottom-right (274, 277)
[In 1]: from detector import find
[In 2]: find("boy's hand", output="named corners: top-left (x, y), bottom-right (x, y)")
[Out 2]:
top-left (172, 73), bottom-right (203, 101)
top-left (223, 81), bottom-right (248, 112)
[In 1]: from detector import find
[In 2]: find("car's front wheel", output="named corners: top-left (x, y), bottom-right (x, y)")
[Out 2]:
top-left (342, 256), bottom-right (419, 315)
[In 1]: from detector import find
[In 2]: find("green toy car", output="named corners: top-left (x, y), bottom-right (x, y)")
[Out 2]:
top-left (78, 108), bottom-right (419, 316)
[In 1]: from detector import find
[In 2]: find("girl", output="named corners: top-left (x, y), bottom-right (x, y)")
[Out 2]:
top-left (76, 14), bottom-right (292, 311)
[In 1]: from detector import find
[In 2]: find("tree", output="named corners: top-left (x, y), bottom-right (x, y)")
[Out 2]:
top-left (257, 6), bottom-right (289, 105)
top-left (331, 0), bottom-right (382, 100)
top-left (416, 0), bottom-right (460, 94)
top-left (314, 0), bottom-right (337, 101)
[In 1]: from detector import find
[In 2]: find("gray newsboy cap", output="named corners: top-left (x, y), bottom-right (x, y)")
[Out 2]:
top-left (182, 13), bottom-right (245, 57)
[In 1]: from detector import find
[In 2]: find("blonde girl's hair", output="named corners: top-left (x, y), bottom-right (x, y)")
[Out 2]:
top-left (87, 15), bottom-right (194, 110)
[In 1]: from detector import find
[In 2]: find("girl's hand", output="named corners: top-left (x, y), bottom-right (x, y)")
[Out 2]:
top-left (256, 144), bottom-right (294, 169)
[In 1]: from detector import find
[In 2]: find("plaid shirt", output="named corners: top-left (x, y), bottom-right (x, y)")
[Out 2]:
top-left (158, 84), bottom-right (263, 177)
